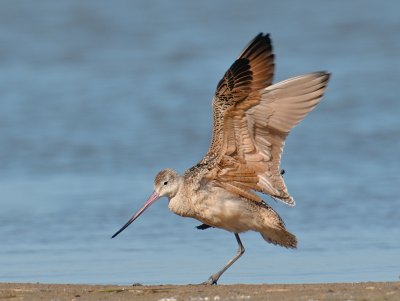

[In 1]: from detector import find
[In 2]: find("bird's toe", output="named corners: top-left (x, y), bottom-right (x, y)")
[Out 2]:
top-left (196, 224), bottom-right (212, 230)
top-left (200, 276), bottom-right (218, 285)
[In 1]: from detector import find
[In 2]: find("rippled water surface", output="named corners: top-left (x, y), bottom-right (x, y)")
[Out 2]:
top-left (0, 1), bottom-right (399, 284)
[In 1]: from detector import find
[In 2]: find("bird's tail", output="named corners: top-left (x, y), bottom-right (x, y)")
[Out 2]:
top-left (260, 227), bottom-right (297, 249)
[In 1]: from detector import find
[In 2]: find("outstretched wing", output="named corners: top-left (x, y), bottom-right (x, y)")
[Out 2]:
top-left (203, 33), bottom-right (275, 163)
top-left (202, 33), bottom-right (330, 206)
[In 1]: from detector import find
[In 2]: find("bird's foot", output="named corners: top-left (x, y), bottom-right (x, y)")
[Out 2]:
top-left (196, 224), bottom-right (212, 230)
top-left (200, 275), bottom-right (218, 285)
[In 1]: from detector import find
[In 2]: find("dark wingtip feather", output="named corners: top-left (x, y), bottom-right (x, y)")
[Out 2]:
top-left (238, 32), bottom-right (273, 60)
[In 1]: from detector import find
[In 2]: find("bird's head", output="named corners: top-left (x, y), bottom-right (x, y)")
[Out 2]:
top-left (153, 168), bottom-right (181, 199)
top-left (111, 168), bottom-right (181, 239)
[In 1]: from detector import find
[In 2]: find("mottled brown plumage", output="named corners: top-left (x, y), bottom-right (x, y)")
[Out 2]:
top-left (112, 33), bottom-right (330, 285)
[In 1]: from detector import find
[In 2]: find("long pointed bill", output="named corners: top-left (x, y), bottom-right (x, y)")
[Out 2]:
top-left (111, 191), bottom-right (160, 238)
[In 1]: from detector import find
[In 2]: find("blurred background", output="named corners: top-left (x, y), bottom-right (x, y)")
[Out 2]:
top-left (0, 0), bottom-right (399, 285)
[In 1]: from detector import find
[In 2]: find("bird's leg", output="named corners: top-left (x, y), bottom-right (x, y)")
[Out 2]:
top-left (202, 233), bottom-right (245, 285)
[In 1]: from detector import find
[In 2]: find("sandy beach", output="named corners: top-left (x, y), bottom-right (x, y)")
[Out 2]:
top-left (0, 281), bottom-right (399, 301)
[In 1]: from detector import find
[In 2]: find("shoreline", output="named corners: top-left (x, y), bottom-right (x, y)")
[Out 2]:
top-left (1, 281), bottom-right (399, 301)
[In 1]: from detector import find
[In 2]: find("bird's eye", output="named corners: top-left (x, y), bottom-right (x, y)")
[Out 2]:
top-left (163, 181), bottom-right (168, 185)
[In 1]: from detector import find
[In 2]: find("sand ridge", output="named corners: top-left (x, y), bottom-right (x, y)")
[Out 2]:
top-left (0, 281), bottom-right (399, 301)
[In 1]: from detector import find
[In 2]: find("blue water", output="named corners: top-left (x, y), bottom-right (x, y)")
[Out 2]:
top-left (0, 0), bottom-right (399, 285)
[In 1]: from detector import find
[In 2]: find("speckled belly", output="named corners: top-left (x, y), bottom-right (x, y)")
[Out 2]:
top-left (195, 193), bottom-right (262, 233)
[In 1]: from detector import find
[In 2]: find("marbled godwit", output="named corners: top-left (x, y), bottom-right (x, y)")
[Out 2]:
top-left (112, 33), bottom-right (330, 284)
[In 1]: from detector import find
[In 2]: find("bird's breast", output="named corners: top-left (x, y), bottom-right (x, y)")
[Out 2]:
top-left (168, 192), bottom-right (197, 218)
top-left (168, 185), bottom-right (263, 233)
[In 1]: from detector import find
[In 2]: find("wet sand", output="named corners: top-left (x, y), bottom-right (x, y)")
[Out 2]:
top-left (0, 282), bottom-right (399, 301)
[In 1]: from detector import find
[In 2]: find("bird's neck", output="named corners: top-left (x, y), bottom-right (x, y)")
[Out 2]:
top-left (168, 182), bottom-right (196, 218)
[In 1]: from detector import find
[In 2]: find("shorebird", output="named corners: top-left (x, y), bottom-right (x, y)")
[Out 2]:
top-left (112, 33), bottom-right (330, 284)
